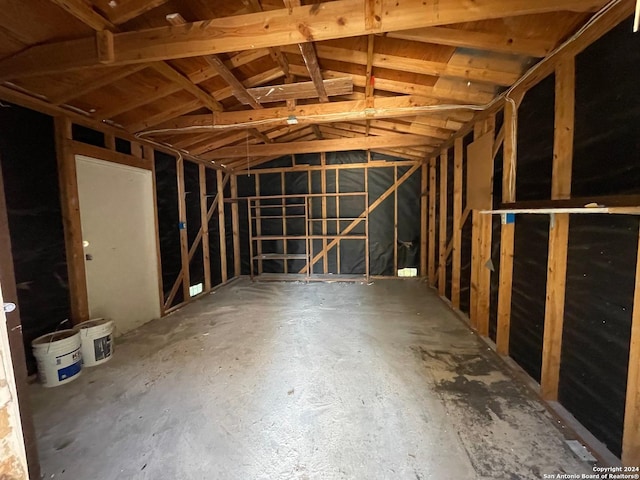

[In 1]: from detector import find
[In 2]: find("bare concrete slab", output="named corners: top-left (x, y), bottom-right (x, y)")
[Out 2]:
top-left (30, 279), bottom-right (592, 479)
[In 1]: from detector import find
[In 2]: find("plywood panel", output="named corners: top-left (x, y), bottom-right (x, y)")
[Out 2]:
top-left (466, 131), bottom-right (494, 210)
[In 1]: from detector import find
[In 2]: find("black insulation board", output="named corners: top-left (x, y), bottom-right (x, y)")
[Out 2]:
top-left (293, 153), bottom-right (321, 166)
top-left (397, 166), bottom-right (420, 269)
top-left (445, 148), bottom-right (454, 300)
top-left (489, 145), bottom-right (505, 340)
top-left (368, 168), bottom-right (394, 276)
top-left (559, 216), bottom-right (637, 458)
top-left (0, 104), bottom-right (70, 374)
top-left (488, 215), bottom-right (501, 342)
top-left (205, 169), bottom-right (223, 287)
top-left (114, 138), bottom-right (131, 155)
top-left (71, 124), bottom-right (104, 148)
top-left (154, 151), bottom-right (183, 306)
top-left (237, 174), bottom-right (255, 276)
top-left (459, 132), bottom-right (474, 315)
top-left (224, 181), bottom-right (234, 279)
top-left (509, 215), bottom-right (549, 382)
top-left (184, 161), bottom-right (204, 288)
top-left (572, 16), bottom-right (640, 197)
top-left (516, 73), bottom-right (555, 201)
top-left (235, 152), bottom-right (419, 277)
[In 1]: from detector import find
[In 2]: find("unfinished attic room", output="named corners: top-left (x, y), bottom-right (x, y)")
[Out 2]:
top-left (2, 0), bottom-right (640, 479)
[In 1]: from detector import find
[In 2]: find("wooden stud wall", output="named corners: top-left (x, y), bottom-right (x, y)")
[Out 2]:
top-left (540, 58), bottom-right (575, 401)
top-left (52, 115), bottom-right (233, 319)
top-left (54, 117), bottom-right (90, 325)
top-left (428, 12), bottom-right (640, 466)
top-left (496, 99), bottom-right (518, 355)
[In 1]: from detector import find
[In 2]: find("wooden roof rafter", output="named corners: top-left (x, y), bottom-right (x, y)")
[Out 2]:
top-left (0, 0), bottom-right (607, 80)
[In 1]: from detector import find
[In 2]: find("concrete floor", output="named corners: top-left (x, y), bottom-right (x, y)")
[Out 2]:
top-left (30, 279), bottom-right (592, 479)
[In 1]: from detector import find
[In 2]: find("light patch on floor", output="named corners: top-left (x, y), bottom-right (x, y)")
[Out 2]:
top-left (30, 279), bottom-right (592, 479)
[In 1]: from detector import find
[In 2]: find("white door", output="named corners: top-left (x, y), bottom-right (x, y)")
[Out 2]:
top-left (75, 156), bottom-right (161, 334)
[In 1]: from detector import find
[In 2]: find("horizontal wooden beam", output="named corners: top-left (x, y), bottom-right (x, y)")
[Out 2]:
top-left (0, 0), bottom-right (606, 79)
top-left (203, 133), bottom-right (434, 159)
top-left (69, 140), bottom-right (152, 170)
top-left (146, 95), bottom-right (474, 133)
top-left (234, 159), bottom-right (419, 174)
top-left (282, 44), bottom-right (521, 86)
top-left (386, 26), bottom-right (554, 57)
top-left (247, 77), bottom-right (352, 104)
top-left (287, 64), bottom-right (496, 104)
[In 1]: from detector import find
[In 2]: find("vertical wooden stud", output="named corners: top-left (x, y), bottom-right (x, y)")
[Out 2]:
top-left (321, 152), bottom-right (328, 274)
top-left (364, 164), bottom-right (370, 281)
top-left (427, 157), bottom-right (437, 286)
top-left (230, 175), bottom-right (241, 278)
top-left (255, 174), bottom-right (263, 275)
top-left (199, 164), bottom-right (211, 292)
top-left (622, 224), bottom-right (640, 466)
top-left (497, 99), bottom-right (518, 355)
top-left (337, 169), bottom-right (341, 274)
top-left (394, 165), bottom-right (398, 275)
top-left (470, 210), bottom-right (480, 329)
top-left (105, 133), bottom-right (116, 151)
top-left (176, 156), bottom-right (190, 300)
top-left (54, 116), bottom-right (89, 324)
top-left (130, 141), bottom-right (143, 159)
top-left (541, 212), bottom-right (569, 400)
top-left (145, 146), bottom-right (165, 313)
top-left (420, 162), bottom-right (428, 277)
top-left (281, 171), bottom-right (288, 274)
top-left (438, 149), bottom-right (448, 295)
top-left (217, 170), bottom-right (228, 283)
top-left (478, 117), bottom-right (494, 336)
top-left (451, 137), bottom-right (463, 308)
top-left (541, 58), bottom-right (575, 400)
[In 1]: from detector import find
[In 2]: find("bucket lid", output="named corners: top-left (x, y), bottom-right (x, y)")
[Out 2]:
top-left (75, 318), bottom-right (112, 330)
top-left (31, 329), bottom-right (77, 346)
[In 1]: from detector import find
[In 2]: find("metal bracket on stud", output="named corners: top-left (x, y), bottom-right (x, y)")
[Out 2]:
top-left (550, 212), bottom-right (556, 229)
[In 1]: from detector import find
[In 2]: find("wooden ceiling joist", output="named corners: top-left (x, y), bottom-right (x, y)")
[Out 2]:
top-left (282, 44), bottom-right (521, 87)
top-left (386, 26), bottom-right (555, 58)
top-left (298, 42), bottom-right (329, 102)
top-left (150, 62), bottom-right (222, 112)
top-left (287, 65), bottom-right (495, 105)
top-left (0, 0), bottom-right (606, 80)
top-left (166, 13), bottom-right (263, 111)
top-left (246, 77), bottom-right (353, 104)
top-left (146, 95), bottom-right (472, 133)
top-left (202, 133), bottom-right (436, 159)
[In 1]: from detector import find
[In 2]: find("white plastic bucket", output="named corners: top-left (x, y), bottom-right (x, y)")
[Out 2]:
top-left (75, 318), bottom-right (114, 367)
top-left (32, 329), bottom-right (82, 388)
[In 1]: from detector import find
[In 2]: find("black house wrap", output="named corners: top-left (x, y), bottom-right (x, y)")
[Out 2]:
top-left (236, 151), bottom-right (421, 277)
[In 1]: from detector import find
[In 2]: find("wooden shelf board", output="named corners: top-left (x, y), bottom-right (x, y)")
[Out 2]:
top-left (256, 215), bottom-right (307, 219)
top-left (308, 217), bottom-right (363, 221)
top-left (482, 207), bottom-right (640, 215)
top-left (252, 235), bottom-right (307, 240)
top-left (253, 253), bottom-right (307, 260)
